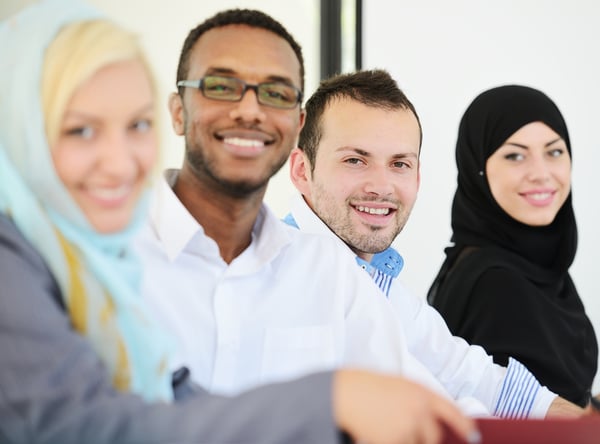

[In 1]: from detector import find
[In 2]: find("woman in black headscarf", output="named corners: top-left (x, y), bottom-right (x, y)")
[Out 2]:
top-left (427, 85), bottom-right (597, 407)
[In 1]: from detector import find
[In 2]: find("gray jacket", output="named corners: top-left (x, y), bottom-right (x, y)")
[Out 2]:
top-left (0, 214), bottom-right (338, 444)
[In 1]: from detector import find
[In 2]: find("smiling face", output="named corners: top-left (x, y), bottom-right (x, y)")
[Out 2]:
top-left (291, 98), bottom-right (421, 259)
top-left (170, 24), bottom-right (305, 196)
top-left (51, 60), bottom-right (157, 233)
top-left (485, 121), bottom-right (571, 226)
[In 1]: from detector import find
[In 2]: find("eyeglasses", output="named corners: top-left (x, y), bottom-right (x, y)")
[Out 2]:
top-left (177, 75), bottom-right (303, 110)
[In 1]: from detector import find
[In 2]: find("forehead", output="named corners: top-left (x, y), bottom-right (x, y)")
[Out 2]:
top-left (188, 24), bottom-right (301, 86)
top-left (66, 60), bottom-right (153, 114)
top-left (505, 121), bottom-right (562, 143)
top-left (319, 98), bottom-right (421, 155)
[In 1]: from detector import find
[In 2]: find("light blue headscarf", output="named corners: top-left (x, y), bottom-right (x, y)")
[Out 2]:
top-left (0, 0), bottom-right (173, 401)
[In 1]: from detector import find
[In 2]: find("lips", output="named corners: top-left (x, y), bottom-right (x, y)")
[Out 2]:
top-left (355, 205), bottom-right (391, 215)
top-left (520, 189), bottom-right (556, 207)
top-left (216, 128), bottom-right (274, 144)
top-left (216, 129), bottom-right (275, 158)
top-left (84, 183), bottom-right (133, 206)
top-left (222, 137), bottom-right (266, 148)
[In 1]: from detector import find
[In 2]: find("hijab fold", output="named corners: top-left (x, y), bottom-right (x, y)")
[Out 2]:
top-left (439, 85), bottom-right (576, 284)
top-left (427, 85), bottom-right (597, 406)
top-left (0, 0), bottom-right (173, 401)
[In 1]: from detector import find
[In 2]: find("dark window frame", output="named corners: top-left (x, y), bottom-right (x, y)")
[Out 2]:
top-left (320, 0), bottom-right (362, 79)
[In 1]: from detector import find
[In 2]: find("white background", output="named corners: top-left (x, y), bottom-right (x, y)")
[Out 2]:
top-left (2, 0), bottom-right (598, 392)
top-left (363, 0), bottom-right (600, 392)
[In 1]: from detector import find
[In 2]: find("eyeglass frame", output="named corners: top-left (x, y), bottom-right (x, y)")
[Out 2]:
top-left (176, 76), bottom-right (303, 110)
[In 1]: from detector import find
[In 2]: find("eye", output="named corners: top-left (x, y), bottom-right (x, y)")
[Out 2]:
top-left (392, 160), bottom-right (409, 169)
top-left (65, 126), bottom-right (94, 139)
top-left (203, 76), bottom-right (239, 96)
top-left (344, 157), bottom-right (365, 165)
top-left (548, 148), bottom-right (565, 158)
top-left (131, 118), bottom-right (153, 133)
top-left (259, 83), bottom-right (298, 107)
top-left (504, 152), bottom-right (524, 161)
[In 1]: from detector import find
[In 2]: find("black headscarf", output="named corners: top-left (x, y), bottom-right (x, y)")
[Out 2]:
top-left (428, 85), bottom-right (597, 406)
top-left (446, 84), bottom-right (576, 274)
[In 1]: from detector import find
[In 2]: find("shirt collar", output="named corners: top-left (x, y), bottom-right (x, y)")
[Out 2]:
top-left (287, 193), bottom-right (403, 277)
top-left (150, 169), bottom-right (294, 265)
top-left (150, 169), bottom-right (209, 261)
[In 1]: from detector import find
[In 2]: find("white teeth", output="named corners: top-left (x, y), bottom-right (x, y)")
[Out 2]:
top-left (223, 137), bottom-right (265, 148)
top-left (91, 185), bottom-right (130, 200)
top-left (529, 192), bottom-right (551, 201)
top-left (356, 205), bottom-right (390, 215)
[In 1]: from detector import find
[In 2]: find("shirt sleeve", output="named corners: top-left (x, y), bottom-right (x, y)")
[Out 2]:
top-left (387, 279), bottom-right (554, 419)
top-left (0, 217), bottom-right (339, 444)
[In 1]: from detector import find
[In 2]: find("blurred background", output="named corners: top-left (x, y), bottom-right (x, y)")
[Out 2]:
top-left (3, 0), bottom-right (599, 392)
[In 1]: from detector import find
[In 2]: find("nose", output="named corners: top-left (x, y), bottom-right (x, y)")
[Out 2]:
top-left (100, 131), bottom-right (137, 178)
top-left (229, 88), bottom-right (267, 124)
top-left (526, 154), bottom-right (551, 183)
top-left (363, 166), bottom-right (395, 196)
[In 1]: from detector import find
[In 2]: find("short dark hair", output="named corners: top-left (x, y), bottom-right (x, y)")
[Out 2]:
top-left (176, 9), bottom-right (305, 94)
top-left (299, 69), bottom-right (422, 171)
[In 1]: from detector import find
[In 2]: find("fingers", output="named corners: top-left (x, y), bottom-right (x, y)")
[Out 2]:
top-left (431, 395), bottom-right (480, 444)
top-left (418, 416), bottom-right (442, 444)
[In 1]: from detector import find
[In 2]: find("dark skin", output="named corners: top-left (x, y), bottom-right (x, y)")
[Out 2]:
top-left (173, 167), bottom-right (265, 262)
top-left (167, 25), bottom-right (305, 263)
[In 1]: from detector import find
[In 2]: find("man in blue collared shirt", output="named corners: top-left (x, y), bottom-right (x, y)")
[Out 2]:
top-left (284, 69), bottom-right (570, 420)
top-left (285, 69), bottom-right (419, 298)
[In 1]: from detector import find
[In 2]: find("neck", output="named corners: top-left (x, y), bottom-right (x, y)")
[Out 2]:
top-left (354, 250), bottom-right (374, 262)
top-left (174, 168), bottom-right (266, 264)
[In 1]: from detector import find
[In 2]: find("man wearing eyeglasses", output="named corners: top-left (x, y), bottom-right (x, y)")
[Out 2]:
top-left (134, 8), bottom-right (584, 443)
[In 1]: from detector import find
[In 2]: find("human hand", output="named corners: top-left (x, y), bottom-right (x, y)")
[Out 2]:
top-left (546, 396), bottom-right (586, 418)
top-left (587, 394), bottom-right (600, 415)
top-left (333, 369), bottom-right (480, 444)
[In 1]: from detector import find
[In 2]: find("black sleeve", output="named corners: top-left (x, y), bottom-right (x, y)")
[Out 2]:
top-left (455, 267), bottom-right (593, 406)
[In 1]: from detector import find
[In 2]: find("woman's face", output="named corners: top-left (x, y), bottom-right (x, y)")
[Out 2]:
top-left (485, 121), bottom-right (571, 226)
top-left (51, 59), bottom-right (157, 233)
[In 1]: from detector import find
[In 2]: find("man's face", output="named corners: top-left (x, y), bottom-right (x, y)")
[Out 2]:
top-left (170, 25), bottom-right (305, 196)
top-left (292, 98), bottom-right (420, 259)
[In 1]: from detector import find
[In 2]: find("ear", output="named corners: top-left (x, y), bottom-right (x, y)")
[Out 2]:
top-left (298, 108), bottom-right (306, 131)
top-left (289, 147), bottom-right (312, 197)
top-left (168, 92), bottom-right (185, 136)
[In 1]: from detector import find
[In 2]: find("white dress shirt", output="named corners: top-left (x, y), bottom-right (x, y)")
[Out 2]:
top-left (134, 171), bottom-right (555, 418)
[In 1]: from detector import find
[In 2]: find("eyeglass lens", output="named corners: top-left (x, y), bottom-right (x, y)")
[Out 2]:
top-left (202, 76), bottom-right (300, 109)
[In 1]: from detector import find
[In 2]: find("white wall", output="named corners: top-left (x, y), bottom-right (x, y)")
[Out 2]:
top-left (364, 0), bottom-right (600, 392)
top-left (84, 0), bottom-right (320, 213)
top-left (3, 0), bottom-right (598, 392)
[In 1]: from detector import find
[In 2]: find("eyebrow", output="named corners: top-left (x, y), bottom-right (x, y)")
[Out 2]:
top-left (63, 103), bottom-right (154, 122)
top-left (505, 136), bottom-right (564, 149)
top-left (335, 146), bottom-right (418, 159)
top-left (204, 67), bottom-right (297, 86)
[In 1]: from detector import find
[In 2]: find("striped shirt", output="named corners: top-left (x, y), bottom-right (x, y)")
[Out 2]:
top-left (283, 205), bottom-right (547, 419)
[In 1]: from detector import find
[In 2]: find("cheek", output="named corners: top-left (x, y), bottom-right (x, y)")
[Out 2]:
top-left (399, 183), bottom-right (419, 207)
top-left (51, 146), bottom-right (92, 187)
top-left (278, 113), bottom-right (302, 138)
top-left (558, 164), bottom-right (572, 187)
top-left (134, 135), bottom-right (159, 175)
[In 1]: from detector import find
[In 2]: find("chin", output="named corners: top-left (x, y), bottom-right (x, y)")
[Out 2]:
top-left (88, 213), bottom-right (134, 234)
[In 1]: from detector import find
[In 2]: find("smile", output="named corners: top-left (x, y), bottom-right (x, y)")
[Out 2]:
top-left (526, 192), bottom-right (553, 201)
top-left (223, 137), bottom-right (266, 148)
top-left (86, 184), bottom-right (132, 203)
top-left (355, 205), bottom-right (391, 215)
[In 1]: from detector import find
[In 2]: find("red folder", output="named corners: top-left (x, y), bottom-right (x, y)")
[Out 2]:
top-left (443, 416), bottom-right (600, 444)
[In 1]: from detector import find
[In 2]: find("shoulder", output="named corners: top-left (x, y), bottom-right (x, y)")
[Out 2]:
top-left (0, 214), bottom-right (53, 278)
top-left (0, 214), bottom-right (65, 327)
